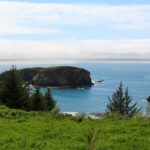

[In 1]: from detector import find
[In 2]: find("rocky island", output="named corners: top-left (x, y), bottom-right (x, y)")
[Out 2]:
top-left (18, 66), bottom-right (93, 88)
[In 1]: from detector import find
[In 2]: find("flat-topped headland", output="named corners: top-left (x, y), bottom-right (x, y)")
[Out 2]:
top-left (17, 66), bottom-right (93, 88)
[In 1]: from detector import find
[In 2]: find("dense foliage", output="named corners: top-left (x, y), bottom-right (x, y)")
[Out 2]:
top-left (44, 88), bottom-right (56, 111)
top-left (0, 66), bottom-right (29, 109)
top-left (30, 87), bottom-right (56, 111)
top-left (0, 66), bottom-right (55, 111)
top-left (106, 82), bottom-right (140, 117)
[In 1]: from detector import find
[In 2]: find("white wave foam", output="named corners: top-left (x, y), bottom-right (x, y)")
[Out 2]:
top-left (62, 112), bottom-right (100, 119)
top-left (92, 80), bottom-right (104, 86)
top-left (62, 112), bottom-right (79, 116)
top-left (141, 99), bottom-right (147, 102)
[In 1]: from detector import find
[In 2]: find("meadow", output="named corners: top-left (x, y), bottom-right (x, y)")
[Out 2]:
top-left (0, 106), bottom-right (150, 150)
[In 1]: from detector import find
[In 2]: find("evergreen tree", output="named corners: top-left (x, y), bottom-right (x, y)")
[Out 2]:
top-left (0, 81), bottom-right (3, 104)
top-left (30, 87), bottom-right (45, 111)
top-left (44, 88), bottom-right (55, 111)
top-left (106, 82), bottom-right (140, 117)
top-left (0, 65), bottom-right (29, 109)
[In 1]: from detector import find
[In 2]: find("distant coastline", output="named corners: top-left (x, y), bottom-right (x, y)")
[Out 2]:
top-left (1, 58), bottom-right (150, 62)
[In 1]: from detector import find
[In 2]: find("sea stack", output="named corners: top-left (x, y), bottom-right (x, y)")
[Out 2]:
top-left (18, 66), bottom-right (93, 88)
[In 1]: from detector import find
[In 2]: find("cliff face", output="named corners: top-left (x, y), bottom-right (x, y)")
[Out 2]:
top-left (19, 66), bottom-right (93, 88)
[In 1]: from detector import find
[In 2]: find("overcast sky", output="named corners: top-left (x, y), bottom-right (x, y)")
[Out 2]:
top-left (0, 0), bottom-right (150, 60)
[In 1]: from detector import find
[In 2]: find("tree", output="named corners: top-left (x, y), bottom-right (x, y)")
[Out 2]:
top-left (30, 87), bottom-right (45, 111)
top-left (0, 65), bottom-right (56, 112)
top-left (106, 82), bottom-right (140, 117)
top-left (0, 65), bottom-right (29, 109)
top-left (44, 88), bottom-right (55, 111)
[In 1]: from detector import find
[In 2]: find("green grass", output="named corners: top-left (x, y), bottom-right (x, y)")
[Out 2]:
top-left (0, 106), bottom-right (150, 150)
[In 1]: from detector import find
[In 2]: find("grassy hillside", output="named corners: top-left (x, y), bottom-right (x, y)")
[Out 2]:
top-left (0, 106), bottom-right (150, 150)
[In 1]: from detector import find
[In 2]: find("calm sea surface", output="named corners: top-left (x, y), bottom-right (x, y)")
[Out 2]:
top-left (0, 60), bottom-right (150, 113)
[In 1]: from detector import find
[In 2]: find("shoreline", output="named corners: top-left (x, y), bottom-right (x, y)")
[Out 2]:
top-left (62, 112), bottom-right (100, 119)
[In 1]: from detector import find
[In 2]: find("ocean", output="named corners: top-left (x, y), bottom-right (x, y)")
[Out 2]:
top-left (0, 60), bottom-right (150, 113)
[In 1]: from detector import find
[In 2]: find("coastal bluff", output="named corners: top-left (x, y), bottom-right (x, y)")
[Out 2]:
top-left (18, 66), bottom-right (93, 88)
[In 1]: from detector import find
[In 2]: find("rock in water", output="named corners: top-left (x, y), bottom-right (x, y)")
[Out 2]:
top-left (19, 66), bottom-right (93, 88)
top-left (147, 96), bottom-right (150, 102)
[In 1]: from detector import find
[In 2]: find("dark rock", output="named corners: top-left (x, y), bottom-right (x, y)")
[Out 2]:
top-left (95, 80), bottom-right (104, 83)
top-left (147, 96), bottom-right (150, 102)
top-left (18, 66), bottom-right (93, 88)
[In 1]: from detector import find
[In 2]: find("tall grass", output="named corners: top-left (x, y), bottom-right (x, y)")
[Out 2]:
top-left (0, 106), bottom-right (150, 150)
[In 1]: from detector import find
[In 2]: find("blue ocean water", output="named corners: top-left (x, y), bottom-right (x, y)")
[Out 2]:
top-left (0, 61), bottom-right (150, 113)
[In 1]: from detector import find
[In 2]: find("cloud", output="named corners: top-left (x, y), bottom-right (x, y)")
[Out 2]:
top-left (0, 1), bottom-right (150, 35)
top-left (0, 39), bottom-right (150, 60)
top-left (0, 22), bottom-right (58, 34)
top-left (0, 2), bottom-right (60, 34)
top-left (0, 2), bottom-right (150, 60)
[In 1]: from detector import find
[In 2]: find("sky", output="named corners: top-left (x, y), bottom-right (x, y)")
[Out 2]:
top-left (0, 0), bottom-right (150, 60)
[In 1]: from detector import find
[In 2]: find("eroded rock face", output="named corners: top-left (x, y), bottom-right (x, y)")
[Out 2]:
top-left (19, 66), bottom-right (93, 88)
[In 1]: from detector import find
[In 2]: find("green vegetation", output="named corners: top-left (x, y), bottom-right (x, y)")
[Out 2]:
top-left (0, 66), bottom-right (146, 149)
top-left (44, 88), bottom-right (56, 111)
top-left (0, 105), bottom-right (150, 150)
top-left (0, 65), bottom-right (30, 109)
top-left (0, 66), bottom-right (55, 111)
top-left (107, 82), bottom-right (140, 117)
top-left (30, 87), bottom-right (56, 111)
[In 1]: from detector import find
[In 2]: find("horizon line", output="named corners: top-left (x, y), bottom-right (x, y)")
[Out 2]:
top-left (1, 58), bottom-right (150, 62)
